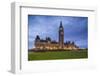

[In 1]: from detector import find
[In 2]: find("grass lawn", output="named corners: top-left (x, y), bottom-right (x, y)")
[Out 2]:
top-left (28, 50), bottom-right (88, 61)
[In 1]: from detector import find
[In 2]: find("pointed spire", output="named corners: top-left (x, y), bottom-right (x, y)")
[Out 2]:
top-left (60, 21), bottom-right (63, 28)
top-left (60, 21), bottom-right (62, 25)
top-left (59, 21), bottom-right (63, 29)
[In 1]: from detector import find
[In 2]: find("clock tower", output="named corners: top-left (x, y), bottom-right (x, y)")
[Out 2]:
top-left (59, 21), bottom-right (64, 49)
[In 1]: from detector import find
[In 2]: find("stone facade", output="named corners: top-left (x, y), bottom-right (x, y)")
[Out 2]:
top-left (34, 21), bottom-right (79, 50)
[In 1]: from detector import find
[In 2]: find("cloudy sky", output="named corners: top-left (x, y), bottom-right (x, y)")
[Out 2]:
top-left (28, 15), bottom-right (88, 49)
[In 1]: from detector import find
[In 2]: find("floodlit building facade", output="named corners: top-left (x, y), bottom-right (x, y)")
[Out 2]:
top-left (34, 21), bottom-right (79, 50)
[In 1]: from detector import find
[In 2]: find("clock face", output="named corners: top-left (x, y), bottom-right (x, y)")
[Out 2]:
top-left (61, 32), bottom-right (63, 35)
top-left (60, 28), bottom-right (63, 30)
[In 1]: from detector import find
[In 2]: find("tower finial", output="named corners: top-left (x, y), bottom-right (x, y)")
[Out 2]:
top-left (59, 21), bottom-right (63, 28)
top-left (60, 21), bottom-right (62, 25)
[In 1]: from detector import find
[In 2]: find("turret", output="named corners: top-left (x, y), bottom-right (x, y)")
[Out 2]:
top-left (35, 35), bottom-right (40, 42)
top-left (46, 37), bottom-right (51, 43)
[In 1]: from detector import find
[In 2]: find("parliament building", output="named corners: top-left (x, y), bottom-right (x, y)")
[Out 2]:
top-left (34, 21), bottom-right (79, 50)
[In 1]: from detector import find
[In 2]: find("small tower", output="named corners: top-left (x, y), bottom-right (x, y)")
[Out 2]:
top-left (35, 35), bottom-right (40, 48)
top-left (35, 35), bottom-right (40, 42)
top-left (59, 21), bottom-right (64, 49)
top-left (46, 37), bottom-right (51, 43)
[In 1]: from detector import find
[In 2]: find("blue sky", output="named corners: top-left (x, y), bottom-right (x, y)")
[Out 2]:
top-left (28, 15), bottom-right (88, 49)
